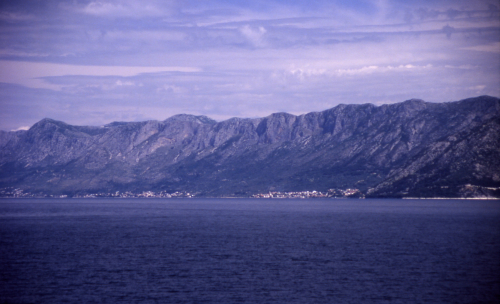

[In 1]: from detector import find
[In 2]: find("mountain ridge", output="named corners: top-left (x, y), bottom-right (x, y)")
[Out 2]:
top-left (1, 95), bottom-right (499, 198)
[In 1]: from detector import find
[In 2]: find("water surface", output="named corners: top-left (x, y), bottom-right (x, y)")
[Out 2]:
top-left (1, 198), bottom-right (499, 303)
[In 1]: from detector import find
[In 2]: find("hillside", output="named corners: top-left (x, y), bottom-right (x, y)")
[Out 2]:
top-left (1, 96), bottom-right (499, 198)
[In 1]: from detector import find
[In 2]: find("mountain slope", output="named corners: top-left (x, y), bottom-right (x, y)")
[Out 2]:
top-left (1, 96), bottom-right (499, 198)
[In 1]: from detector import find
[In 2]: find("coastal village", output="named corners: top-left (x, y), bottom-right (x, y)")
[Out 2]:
top-left (251, 189), bottom-right (363, 198)
top-left (0, 188), bottom-right (194, 199)
top-left (1, 188), bottom-right (362, 199)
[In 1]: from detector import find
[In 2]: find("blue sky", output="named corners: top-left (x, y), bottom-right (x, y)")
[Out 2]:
top-left (0, 0), bottom-right (499, 131)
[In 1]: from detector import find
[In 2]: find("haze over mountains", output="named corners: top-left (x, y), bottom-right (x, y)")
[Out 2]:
top-left (1, 96), bottom-right (499, 198)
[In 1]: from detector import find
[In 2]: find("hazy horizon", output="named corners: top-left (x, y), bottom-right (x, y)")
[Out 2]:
top-left (1, 0), bottom-right (499, 131)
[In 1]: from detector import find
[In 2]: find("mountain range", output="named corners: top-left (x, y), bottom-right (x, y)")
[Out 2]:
top-left (1, 95), bottom-right (499, 198)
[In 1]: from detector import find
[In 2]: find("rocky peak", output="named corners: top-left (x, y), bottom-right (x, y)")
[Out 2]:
top-left (164, 114), bottom-right (216, 125)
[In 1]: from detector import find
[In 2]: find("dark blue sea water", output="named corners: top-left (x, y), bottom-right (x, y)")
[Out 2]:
top-left (0, 198), bottom-right (499, 303)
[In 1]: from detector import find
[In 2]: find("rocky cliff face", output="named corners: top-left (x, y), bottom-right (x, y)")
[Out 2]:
top-left (1, 96), bottom-right (499, 198)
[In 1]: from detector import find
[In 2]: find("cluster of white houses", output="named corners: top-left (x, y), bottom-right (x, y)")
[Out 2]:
top-left (252, 188), bottom-right (362, 198)
top-left (2, 187), bottom-right (362, 198)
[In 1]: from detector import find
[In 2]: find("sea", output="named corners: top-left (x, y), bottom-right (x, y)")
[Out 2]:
top-left (0, 198), bottom-right (499, 304)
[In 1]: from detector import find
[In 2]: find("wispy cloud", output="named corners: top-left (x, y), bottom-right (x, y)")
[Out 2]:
top-left (462, 41), bottom-right (500, 53)
top-left (79, 0), bottom-right (169, 17)
top-left (10, 126), bottom-right (29, 131)
top-left (0, 0), bottom-right (499, 130)
top-left (0, 60), bottom-right (201, 90)
top-left (240, 25), bottom-right (267, 47)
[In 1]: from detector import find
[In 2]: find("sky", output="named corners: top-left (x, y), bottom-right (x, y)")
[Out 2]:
top-left (0, 0), bottom-right (499, 131)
